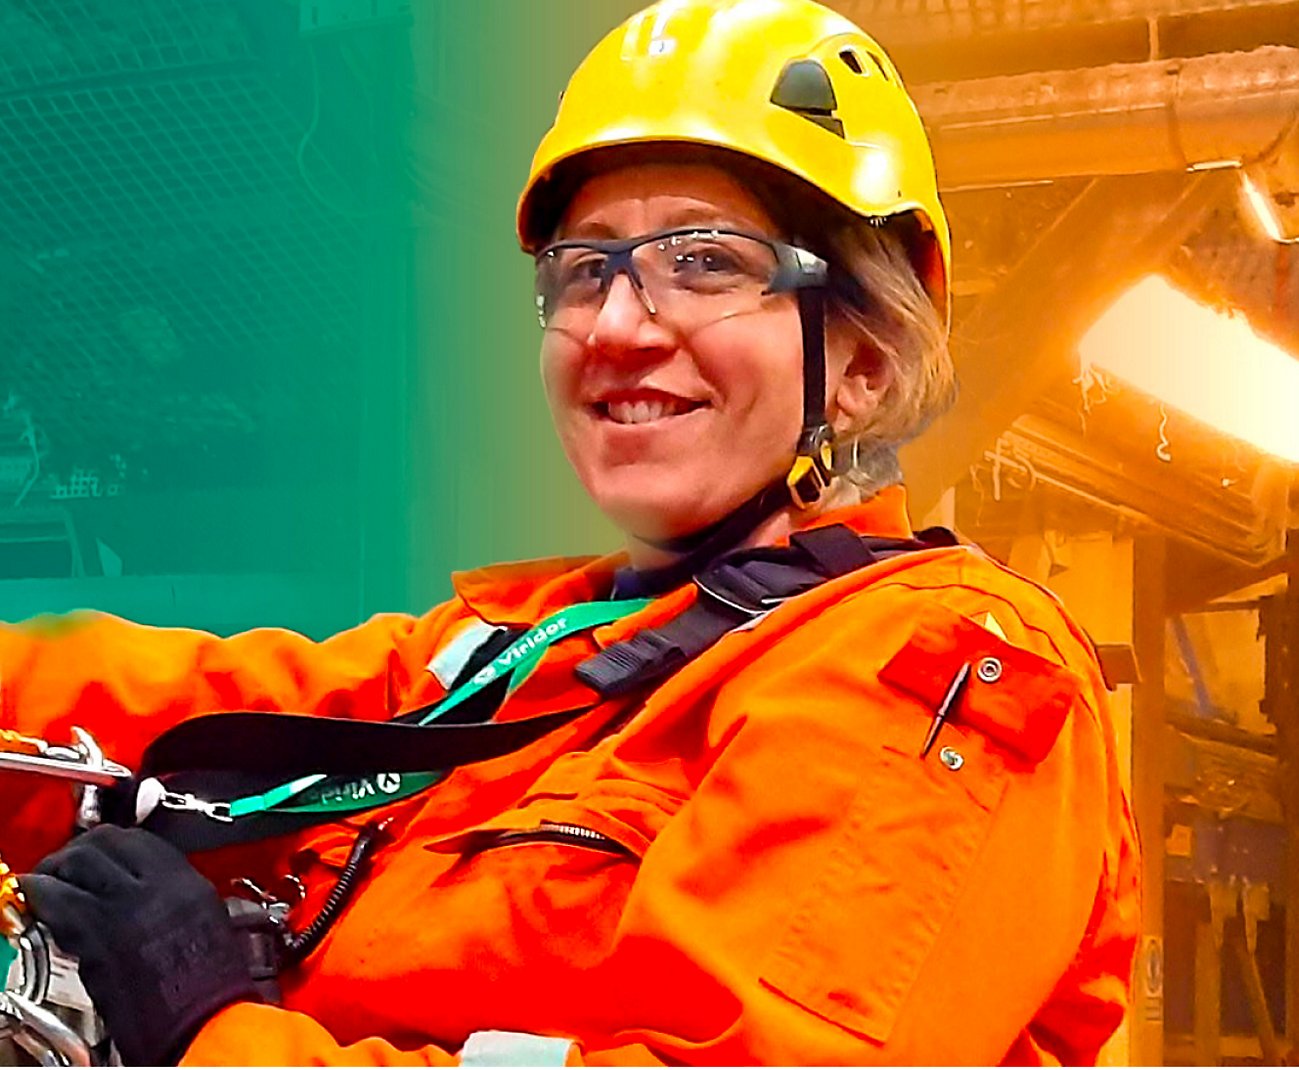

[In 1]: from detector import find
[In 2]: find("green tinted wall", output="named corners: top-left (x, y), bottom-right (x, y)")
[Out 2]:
top-left (405, 1), bottom-right (642, 612)
top-left (1, 1), bottom-right (639, 636)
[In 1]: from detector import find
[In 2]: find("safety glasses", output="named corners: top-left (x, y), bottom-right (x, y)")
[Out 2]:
top-left (534, 227), bottom-right (828, 334)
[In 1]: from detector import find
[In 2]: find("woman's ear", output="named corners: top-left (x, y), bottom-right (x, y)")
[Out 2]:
top-left (831, 339), bottom-right (892, 435)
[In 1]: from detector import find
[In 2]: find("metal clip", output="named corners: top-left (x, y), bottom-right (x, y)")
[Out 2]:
top-left (71, 729), bottom-right (109, 829)
top-left (158, 791), bottom-right (233, 823)
top-left (0, 849), bottom-right (78, 1065)
top-left (229, 874), bottom-right (306, 925)
top-left (0, 990), bottom-right (92, 1066)
top-left (0, 727), bottom-right (132, 791)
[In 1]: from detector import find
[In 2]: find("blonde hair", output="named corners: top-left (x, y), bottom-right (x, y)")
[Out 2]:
top-left (820, 219), bottom-right (956, 495)
top-left (700, 149), bottom-right (955, 494)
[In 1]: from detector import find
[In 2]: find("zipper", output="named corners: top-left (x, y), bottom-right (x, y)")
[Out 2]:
top-left (472, 821), bottom-right (632, 857)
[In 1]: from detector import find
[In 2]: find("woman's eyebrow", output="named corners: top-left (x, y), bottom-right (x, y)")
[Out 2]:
top-left (559, 209), bottom-right (757, 241)
top-left (661, 207), bottom-right (753, 230)
top-left (561, 220), bottom-right (620, 240)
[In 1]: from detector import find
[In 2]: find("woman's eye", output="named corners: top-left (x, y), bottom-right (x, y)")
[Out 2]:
top-left (564, 255), bottom-right (606, 287)
top-left (671, 245), bottom-right (741, 275)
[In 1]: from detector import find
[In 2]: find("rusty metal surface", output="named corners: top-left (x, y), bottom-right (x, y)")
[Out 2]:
top-left (916, 46), bottom-right (1299, 189)
top-left (840, 0), bottom-right (1298, 40)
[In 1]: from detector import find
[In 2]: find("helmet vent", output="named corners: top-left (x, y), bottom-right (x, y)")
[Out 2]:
top-left (770, 59), bottom-right (845, 139)
top-left (838, 49), bottom-right (864, 75)
top-left (866, 51), bottom-right (892, 83)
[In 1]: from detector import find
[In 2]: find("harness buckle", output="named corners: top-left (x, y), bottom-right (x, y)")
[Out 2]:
top-left (786, 424), bottom-right (836, 510)
top-left (694, 568), bottom-right (785, 618)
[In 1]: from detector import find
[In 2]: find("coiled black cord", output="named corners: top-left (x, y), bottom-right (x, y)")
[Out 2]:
top-left (280, 819), bottom-right (389, 969)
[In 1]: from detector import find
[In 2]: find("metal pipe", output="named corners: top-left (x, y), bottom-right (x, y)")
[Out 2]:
top-left (915, 46), bottom-right (1299, 188)
top-left (1230, 930), bottom-right (1286, 1065)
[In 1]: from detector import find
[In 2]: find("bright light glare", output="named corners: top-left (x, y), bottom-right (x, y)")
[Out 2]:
top-left (1240, 171), bottom-right (1299, 245)
top-left (1078, 275), bottom-right (1299, 464)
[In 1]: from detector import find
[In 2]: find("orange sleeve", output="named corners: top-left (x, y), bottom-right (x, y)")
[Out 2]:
top-left (184, 1004), bottom-right (460, 1067)
top-left (0, 607), bottom-right (458, 868)
top-left (1008, 722), bottom-right (1142, 1065)
top-left (186, 1004), bottom-right (659, 1066)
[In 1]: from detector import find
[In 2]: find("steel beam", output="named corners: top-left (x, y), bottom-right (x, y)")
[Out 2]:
top-left (1230, 928), bottom-right (1286, 1064)
top-left (1261, 531), bottom-right (1299, 1051)
top-left (841, 0), bottom-right (1299, 43)
top-left (901, 168), bottom-right (1229, 518)
top-left (995, 417), bottom-right (1282, 568)
top-left (1195, 916), bottom-right (1222, 1066)
top-left (915, 46), bottom-right (1299, 189)
top-left (1131, 534), bottom-right (1167, 1064)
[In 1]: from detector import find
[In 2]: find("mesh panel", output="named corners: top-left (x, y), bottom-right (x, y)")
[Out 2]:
top-left (0, 0), bottom-right (369, 498)
top-left (0, 0), bottom-right (253, 96)
top-left (1178, 203), bottom-right (1299, 356)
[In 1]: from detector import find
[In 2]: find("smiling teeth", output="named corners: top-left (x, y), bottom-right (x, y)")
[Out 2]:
top-left (606, 398), bottom-right (689, 424)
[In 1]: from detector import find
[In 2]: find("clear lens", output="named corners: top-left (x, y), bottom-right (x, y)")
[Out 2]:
top-left (535, 229), bottom-right (783, 333)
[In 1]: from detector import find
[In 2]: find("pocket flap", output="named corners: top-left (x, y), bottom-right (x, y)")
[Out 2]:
top-left (878, 602), bottom-right (1081, 764)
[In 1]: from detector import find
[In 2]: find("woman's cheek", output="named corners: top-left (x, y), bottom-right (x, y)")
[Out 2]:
top-left (540, 342), bottom-right (581, 429)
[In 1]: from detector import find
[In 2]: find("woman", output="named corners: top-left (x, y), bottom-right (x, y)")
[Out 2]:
top-left (3, 0), bottom-right (1138, 1064)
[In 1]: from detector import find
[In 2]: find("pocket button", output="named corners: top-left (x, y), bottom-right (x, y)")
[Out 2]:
top-left (938, 746), bottom-right (965, 771)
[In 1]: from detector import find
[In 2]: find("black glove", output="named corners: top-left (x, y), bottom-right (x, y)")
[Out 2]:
top-left (22, 825), bottom-right (261, 1066)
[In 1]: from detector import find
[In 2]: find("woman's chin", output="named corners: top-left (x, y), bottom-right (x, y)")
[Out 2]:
top-left (593, 482), bottom-right (743, 547)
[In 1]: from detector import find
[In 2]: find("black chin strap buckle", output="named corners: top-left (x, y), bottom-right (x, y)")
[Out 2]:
top-left (786, 424), bottom-right (836, 510)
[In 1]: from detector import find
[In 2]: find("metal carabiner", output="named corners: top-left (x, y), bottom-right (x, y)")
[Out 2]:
top-left (0, 861), bottom-right (47, 1007)
top-left (0, 991), bottom-right (92, 1067)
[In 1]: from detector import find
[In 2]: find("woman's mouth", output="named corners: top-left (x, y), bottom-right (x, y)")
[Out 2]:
top-left (594, 394), bottom-right (706, 425)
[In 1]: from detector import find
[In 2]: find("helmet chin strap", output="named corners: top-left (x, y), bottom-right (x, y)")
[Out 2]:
top-left (630, 286), bottom-right (842, 586)
top-left (785, 286), bottom-right (838, 511)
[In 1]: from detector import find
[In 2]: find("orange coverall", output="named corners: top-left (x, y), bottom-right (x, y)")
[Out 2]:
top-left (0, 486), bottom-right (1139, 1065)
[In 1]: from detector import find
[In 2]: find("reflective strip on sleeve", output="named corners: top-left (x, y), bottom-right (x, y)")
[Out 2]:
top-left (460, 1030), bottom-right (575, 1066)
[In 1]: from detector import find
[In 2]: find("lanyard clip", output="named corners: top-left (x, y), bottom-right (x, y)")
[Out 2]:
top-left (157, 790), bottom-right (233, 823)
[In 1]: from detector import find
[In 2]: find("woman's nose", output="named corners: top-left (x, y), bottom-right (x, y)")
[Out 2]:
top-left (587, 272), bottom-right (667, 353)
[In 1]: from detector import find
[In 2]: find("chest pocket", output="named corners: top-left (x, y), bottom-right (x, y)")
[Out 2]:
top-left (760, 601), bottom-right (1082, 1045)
top-left (416, 750), bottom-right (688, 1000)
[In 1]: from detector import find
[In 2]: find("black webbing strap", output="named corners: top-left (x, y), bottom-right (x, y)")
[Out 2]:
top-left (789, 524), bottom-right (875, 574)
top-left (137, 621), bottom-right (531, 782)
top-left (134, 706), bottom-right (596, 852)
top-left (575, 524), bottom-right (957, 698)
top-left (797, 287), bottom-right (827, 447)
top-left (138, 706), bottom-right (593, 782)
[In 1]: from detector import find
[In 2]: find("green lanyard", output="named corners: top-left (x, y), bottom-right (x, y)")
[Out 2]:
top-left (0, 938), bottom-right (14, 985)
top-left (224, 599), bottom-right (651, 820)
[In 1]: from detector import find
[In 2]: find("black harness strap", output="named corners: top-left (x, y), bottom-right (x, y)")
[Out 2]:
top-left (575, 525), bottom-right (957, 698)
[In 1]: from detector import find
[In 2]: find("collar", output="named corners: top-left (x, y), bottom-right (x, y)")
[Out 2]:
top-left (450, 483), bottom-right (916, 628)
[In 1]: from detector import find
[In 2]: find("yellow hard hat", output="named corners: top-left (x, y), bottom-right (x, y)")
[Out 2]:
top-left (516, 0), bottom-right (950, 323)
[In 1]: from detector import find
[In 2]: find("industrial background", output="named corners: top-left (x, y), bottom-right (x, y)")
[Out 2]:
top-left (1, 0), bottom-right (1297, 1063)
